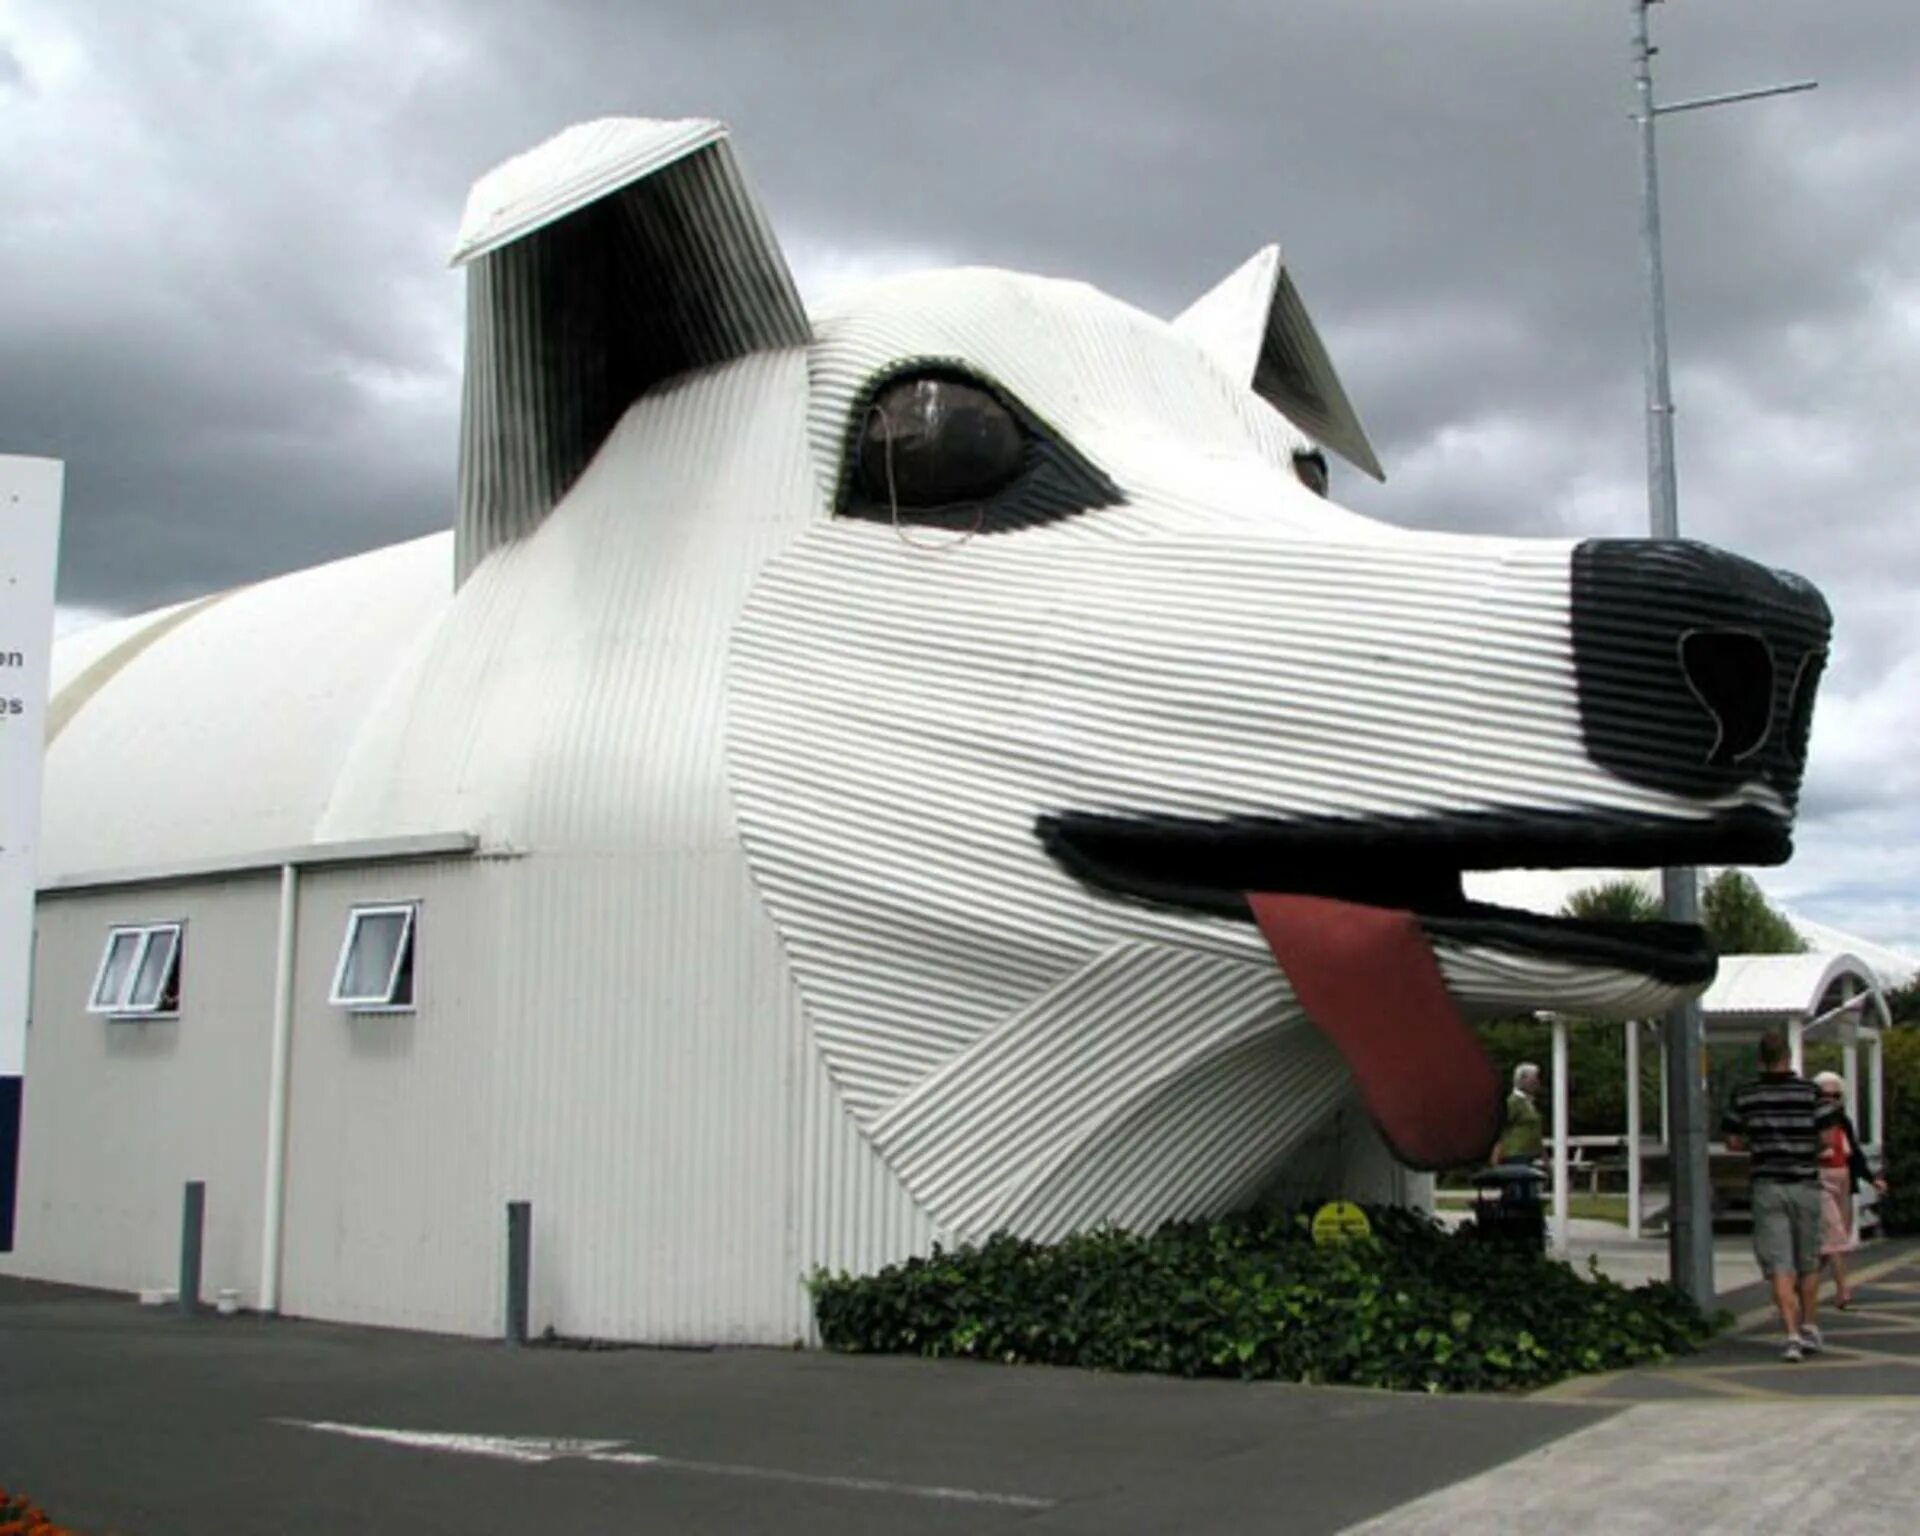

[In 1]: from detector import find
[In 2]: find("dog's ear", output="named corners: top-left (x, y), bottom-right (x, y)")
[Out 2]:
top-left (1174, 246), bottom-right (1383, 482)
top-left (449, 118), bottom-right (811, 580)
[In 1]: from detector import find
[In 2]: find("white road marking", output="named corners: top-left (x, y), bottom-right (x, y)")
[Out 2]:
top-left (279, 1419), bottom-right (1052, 1510)
top-left (280, 1421), bottom-right (628, 1463)
top-left (612, 1453), bottom-right (1054, 1508)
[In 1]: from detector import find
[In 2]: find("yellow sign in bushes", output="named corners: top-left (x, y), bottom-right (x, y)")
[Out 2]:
top-left (1311, 1200), bottom-right (1372, 1247)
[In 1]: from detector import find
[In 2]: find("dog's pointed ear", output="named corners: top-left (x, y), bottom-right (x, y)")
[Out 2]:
top-left (449, 118), bottom-right (811, 581)
top-left (1174, 245), bottom-right (1384, 482)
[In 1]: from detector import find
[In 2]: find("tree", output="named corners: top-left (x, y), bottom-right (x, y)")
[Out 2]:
top-left (1560, 871), bottom-right (1805, 955)
top-left (1562, 878), bottom-right (1662, 925)
top-left (1886, 977), bottom-right (1920, 1026)
top-left (1881, 1026), bottom-right (1920, 1234)
top-left (1699, 869), bottom-right (1805, 955)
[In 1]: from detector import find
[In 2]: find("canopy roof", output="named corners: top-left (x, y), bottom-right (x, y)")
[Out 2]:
top-left (1699, 951), bottom-right (1890, 1033)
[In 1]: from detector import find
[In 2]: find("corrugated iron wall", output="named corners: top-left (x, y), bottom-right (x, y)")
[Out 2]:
top-left (279, 858), bottom-right (502, 1334)
top-left (3, 876), bottom-right (278, 1296)
top-left (280, 847), bottom-right (930, 1342)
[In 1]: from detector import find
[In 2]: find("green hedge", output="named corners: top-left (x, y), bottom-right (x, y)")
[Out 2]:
top-left (1882, 1026), bottom-right (1920, 1235)
top-left (811, 1208), bottom-right (1715, 1393)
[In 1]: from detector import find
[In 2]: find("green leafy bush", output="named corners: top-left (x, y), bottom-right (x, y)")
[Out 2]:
top-left (1881, 1026), bottom-right (1920, 1235)
top-left (811, 1208), bottom-right (1715, 1392)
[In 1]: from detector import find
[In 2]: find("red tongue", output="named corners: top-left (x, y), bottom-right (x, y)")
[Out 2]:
top-left (1248, 892), bottom-right (1500, 1172)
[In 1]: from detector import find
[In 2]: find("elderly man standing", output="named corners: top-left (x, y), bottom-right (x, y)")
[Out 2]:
top-left (1722, 1030), bottom-right (1843, 1362)
top-left (1493, 1062), bottom-right (1544, 1167)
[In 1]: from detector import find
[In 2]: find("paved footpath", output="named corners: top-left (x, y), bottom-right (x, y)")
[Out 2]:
top-left (4, 1242), bottom-right (1917, 1535)
top-left (1350, 1239), bottom-right (1920, 1535)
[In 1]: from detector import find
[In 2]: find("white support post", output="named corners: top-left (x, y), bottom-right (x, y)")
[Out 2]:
top-left (1552, 1014), bottom-right (1570, 1258)
top-left (1789, 1016), bottom-right (1805, 1074)
top-left (1870, 1032), bottom-right (1886, 1155)
top-left (1658, 1025), bottom-right (1671, 1151)
top-left (1626, 1019), bottom-right (1643, 1241)
top-left (1843, 1016), bottom-right (1862, 1246)
top-left (259, 862), bottom-right (299, 1313)
top-left (1869, 1029), bottom-right (1886, 1237)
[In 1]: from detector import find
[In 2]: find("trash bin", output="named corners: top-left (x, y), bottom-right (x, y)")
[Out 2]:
top-left (1470, 1164), bottom-right (1546, 1252)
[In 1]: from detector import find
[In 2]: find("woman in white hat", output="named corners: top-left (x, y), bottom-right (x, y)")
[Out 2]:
top-left (1813, 1071), bottom-right (1888, 1309)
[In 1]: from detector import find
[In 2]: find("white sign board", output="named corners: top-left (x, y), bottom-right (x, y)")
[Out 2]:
top-left (2, 456), bottom-right (61, 1246)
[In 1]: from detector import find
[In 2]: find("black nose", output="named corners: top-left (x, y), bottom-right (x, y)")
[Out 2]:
top-left (1571, 539), bottom-right (1831, 807)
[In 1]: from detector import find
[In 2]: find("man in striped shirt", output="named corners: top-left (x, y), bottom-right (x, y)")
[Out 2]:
top-left (1722, 1030), bottom-right (1843, 1362)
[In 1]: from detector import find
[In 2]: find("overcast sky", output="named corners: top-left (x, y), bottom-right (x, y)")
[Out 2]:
top-left (4, 0), bottom-right (1916, 955)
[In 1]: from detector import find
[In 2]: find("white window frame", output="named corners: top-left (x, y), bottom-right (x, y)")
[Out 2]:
top-left (87, 922), bottom-right (184, 1017)
top-left (330, 903), bottom-right (418, 1012)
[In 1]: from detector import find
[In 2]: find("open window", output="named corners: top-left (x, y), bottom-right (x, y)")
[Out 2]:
top-left (88, 923), bottom-right (183, 1017)
top-left (330, 903), bottom-right (416, 1011)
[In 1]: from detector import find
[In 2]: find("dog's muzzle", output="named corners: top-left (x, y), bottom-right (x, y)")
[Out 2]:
top-left (1572, 538), bottom-right (1831, 808)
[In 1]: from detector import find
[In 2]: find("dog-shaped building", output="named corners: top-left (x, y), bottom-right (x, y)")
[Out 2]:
top-left (3, 119), bottom-right (1829, 1340)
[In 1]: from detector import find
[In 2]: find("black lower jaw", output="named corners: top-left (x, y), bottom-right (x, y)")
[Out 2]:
top-left (1034, 808), bottom-right (1755, 987)
top-left (1421, 907), bottom-right (1714, 986)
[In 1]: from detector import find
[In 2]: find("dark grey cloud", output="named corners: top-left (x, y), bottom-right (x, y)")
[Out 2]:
top-left (4, 0), bottom-right (1916, 949)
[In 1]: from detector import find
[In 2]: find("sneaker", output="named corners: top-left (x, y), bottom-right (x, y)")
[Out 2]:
top-left (1799, 1324), bottom-right (1824, 1355)
top-left (1781, 1336), bottom-right (1804, 1363)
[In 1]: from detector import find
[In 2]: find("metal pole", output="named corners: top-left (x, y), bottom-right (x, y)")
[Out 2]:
top-left (1634, 0), bottom-right (1715, 1308)
top-left (1551, 1015), bottom-right (1570, 1258)
top-left (1626, 1019), bottom-right (1643, 1240)
top-left (1633, 2), bottom-right (1680, 544)
top-left (178, 1179), bottom-right (205, 1318)
top-left (1628, 0), bottom-right (1816, 1308)
top-left (505, 1200), bottom-right (531, 1345)
top-left (1656, 80), bottom-right (1817, 117)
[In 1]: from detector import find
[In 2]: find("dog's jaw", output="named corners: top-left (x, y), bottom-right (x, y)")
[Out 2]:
top-left (729, 515), bottom-right (1733, 1234)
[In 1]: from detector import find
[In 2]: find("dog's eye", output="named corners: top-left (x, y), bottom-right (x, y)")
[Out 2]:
top-left (1293, 450), bottom-right (1329, 498)
top-left (836, 367), bottom-right (1122, 531)
top-left (855, 378), bottom-right (1026, 508)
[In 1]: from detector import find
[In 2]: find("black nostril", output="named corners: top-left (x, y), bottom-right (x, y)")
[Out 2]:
top-left (1679, 629), bottom-right (1774, 767)
top-left (1572, 538), bottom-right (1832, 804)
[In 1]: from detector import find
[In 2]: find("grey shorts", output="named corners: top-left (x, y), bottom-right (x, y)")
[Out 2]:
top-left (1751, 1179), bottom-right (1822, 1277)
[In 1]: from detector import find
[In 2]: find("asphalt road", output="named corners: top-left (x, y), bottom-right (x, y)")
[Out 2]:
top-left (1, 1277), bottom-right (1603, 1535)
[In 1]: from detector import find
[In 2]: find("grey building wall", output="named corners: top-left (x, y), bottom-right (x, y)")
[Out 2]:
top-left (7, 847), bottom-right (942, 1343)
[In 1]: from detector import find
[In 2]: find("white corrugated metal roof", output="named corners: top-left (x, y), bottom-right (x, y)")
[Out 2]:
top-left (1786, 915), bottom-right (1919, 989)
top-left (1700, 951), bottom-right (1882, 1021)
top-left (39, 534), bottom-right (453, 884)
top-left (50, 598), bottom-right (202, 694)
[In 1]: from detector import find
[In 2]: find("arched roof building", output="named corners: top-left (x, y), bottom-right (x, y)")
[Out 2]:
top-left (3, 115), bottom-right (1857, 1342)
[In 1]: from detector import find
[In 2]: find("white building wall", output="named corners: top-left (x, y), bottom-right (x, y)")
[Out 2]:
top-left (278, 857), bottom-right (502, 1334)
top-left (277, 848), bottom-right (913, 1345)
top-left (482, 851), bottom-right (802, 1344)
top-left (3, 875), bottom-right (278, 1297)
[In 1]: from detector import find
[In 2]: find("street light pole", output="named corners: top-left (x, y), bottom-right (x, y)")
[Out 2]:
top-left (1628, 0), bottom-right (1815, 1307)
